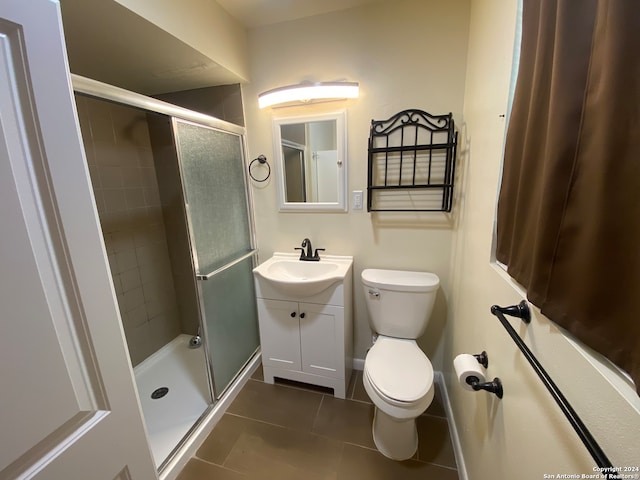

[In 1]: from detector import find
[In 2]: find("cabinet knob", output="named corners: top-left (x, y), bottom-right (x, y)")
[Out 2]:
top-left (299, 312), bottom-right (306, 319)
top-left (290, 312), bottom-right (296, 317)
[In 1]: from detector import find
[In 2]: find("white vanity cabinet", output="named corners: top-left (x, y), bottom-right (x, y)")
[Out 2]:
top-left (257, 299), bottom-right (343, 376)
top-left (253, 255), bottom-right (353, 398)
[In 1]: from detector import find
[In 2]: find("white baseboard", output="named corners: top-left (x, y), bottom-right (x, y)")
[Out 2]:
top-left (352, 357), bottom-right (365, 371)
top-left (435, 371), bottom-right (469, 480)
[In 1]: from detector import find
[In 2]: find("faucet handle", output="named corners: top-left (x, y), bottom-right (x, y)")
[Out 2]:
top-left (313, 248), bottom-right (325, 260)
top-left (294, 247), bottom-right (305, 260)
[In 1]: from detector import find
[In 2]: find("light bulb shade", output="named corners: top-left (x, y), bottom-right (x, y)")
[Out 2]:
top-left (258, 81), bottom-right (359, 108)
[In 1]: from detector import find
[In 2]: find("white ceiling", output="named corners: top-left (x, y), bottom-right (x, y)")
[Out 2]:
top-left (61, 0), bottom-right (381, 95)
top-left (216, 0), bottom-right (382, 28)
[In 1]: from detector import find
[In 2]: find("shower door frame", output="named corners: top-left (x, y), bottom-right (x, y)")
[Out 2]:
top-left (71, 74), bottom-right (260, 470)
top-left (170, 117), bottom-right (260, 400)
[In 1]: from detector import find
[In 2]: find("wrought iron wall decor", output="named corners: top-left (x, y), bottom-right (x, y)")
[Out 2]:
top-left (367, 109), bottom-right (458, 212)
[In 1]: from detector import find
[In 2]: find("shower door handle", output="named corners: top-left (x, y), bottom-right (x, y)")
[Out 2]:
top-left (196, 249), bottom-right (257, 280)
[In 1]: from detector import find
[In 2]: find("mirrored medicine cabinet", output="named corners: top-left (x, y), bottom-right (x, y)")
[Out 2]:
top-left (272, 110), bottom-right (347, 212)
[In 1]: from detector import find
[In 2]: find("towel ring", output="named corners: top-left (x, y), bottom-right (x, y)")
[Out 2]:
top-left (249, 154), bottom-right (270, 182)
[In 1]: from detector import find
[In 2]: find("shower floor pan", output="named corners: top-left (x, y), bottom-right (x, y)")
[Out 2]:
top-left (134, 334), bottom-right (210, 468)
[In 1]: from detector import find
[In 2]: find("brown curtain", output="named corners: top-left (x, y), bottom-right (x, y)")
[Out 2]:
top-left (496, 0), bottom-right (640, 395)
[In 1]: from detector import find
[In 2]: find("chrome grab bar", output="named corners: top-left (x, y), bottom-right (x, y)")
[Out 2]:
top-left (196, 249), bottom-right (257, 281)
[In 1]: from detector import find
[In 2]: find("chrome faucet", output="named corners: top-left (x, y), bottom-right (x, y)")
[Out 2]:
top-left (295, 238), bottom-right (325, 261)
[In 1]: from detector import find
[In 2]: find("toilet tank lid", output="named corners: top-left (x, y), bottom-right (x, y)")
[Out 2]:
top-left (361, 269), bottom-right (439, 292)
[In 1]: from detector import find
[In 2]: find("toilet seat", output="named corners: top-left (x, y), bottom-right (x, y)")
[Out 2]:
top-left (364, 369), bottom-right (421, 408)
top-left (364, 336), bottom-right (433, 405)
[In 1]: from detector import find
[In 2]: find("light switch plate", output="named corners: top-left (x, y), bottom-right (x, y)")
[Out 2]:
top-left (352, 190), bottom-right (363, 210)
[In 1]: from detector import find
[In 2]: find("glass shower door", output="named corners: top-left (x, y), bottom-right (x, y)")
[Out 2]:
top-left (173, 119), bottom-right (259, 397)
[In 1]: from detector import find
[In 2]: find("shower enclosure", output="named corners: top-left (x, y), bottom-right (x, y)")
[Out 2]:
top-left (72, 76), bottom-right (260, 472)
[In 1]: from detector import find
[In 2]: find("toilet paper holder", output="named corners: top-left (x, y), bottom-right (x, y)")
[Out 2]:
top-left (467, 351), bottom-right (503, 399)
top-left (466, 375), bottom-right (503, 399)
top-left (472, 350), bottom-right (489, 368)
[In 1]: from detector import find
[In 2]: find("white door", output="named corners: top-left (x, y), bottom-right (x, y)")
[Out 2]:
top-left (0, 1), bottom-right (156, 479)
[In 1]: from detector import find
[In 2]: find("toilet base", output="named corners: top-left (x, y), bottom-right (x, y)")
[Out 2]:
top-left (371, 407), bottom-right (418, 461)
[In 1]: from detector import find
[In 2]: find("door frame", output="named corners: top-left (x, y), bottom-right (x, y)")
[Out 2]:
top-left (0, 2), bottom-right (157, 478)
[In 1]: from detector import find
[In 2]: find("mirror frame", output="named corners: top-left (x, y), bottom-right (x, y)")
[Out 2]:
top-left (272, 110), bottom-right (347, 212)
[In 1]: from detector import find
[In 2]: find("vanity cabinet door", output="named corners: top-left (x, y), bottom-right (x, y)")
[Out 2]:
top-left (299, 303), bottom-right (344, 379)
top-left (257, 298), bottom-right (302, 371)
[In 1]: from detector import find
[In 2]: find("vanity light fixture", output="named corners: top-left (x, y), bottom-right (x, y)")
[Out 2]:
top-left (258, 81), bottom-right (359, 108)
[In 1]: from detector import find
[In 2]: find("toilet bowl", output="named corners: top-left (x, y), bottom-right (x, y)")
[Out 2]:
top-left (361, 269), bottom-right (439, 460)
top-left (363, 336), bottom-right (434, 460)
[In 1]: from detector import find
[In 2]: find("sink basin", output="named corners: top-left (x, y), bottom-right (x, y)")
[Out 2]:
top-left (253, 253), bottom-right (352, 297)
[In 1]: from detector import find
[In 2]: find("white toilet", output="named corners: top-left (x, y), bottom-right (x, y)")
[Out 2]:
top-left (361, 268), bottom-right (440, 461)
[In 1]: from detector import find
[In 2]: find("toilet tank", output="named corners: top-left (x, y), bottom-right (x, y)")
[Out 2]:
top-left (361, 269), bottom-right (439, 339)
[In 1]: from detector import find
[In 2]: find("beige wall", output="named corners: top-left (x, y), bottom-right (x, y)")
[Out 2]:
top-left (243, 0), bottom-right (471, 366)
top-left (447, 0), bottom-right (640, 478)
top-left (115, 0), bottom-right (249, 81)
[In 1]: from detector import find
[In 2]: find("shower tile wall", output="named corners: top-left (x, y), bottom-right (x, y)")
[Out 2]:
top-left (76, 95), bottom-right (182, 366)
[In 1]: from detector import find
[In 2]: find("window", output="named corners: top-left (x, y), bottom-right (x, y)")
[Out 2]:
top-left (495, 0), bottom-right (640, 396)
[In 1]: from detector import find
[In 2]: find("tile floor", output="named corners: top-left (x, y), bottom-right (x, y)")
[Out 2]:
top-left (177, 366), bottom-right (460, 480)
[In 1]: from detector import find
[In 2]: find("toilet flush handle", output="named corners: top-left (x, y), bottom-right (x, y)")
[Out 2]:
top-left (368, 289), bottom-right (380, 298)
